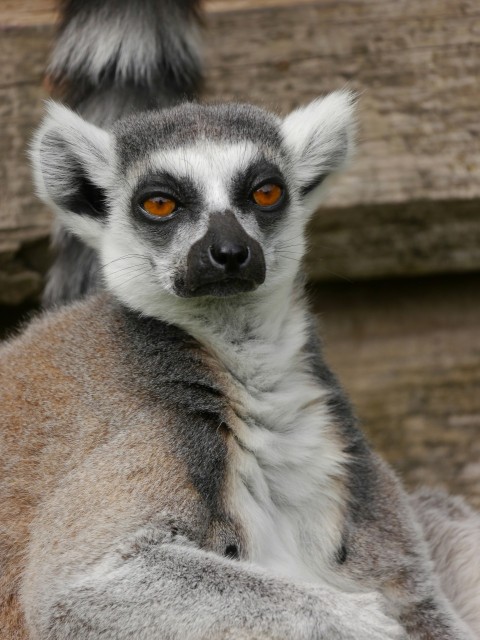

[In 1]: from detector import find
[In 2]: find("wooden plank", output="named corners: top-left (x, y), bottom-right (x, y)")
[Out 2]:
top-left (1, 0), bottom-right (480, 303)
top-left (305, 199), bottom-right (480, 281)
top-left (0, 0), bottom-right (56, 28)
top-left (314, 273), bottom-right (480, 509)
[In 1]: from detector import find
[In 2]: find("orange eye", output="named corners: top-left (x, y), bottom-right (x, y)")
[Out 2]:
top-left (252, 183), bottom-right (283, 208)
top-left (142, 195), bottom-right (177, 217)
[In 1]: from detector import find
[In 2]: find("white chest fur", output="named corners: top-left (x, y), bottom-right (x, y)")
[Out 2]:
top-left (194, 299), bottom-right (349, 587)
top-left (228, 355), bottom-right (347, 585)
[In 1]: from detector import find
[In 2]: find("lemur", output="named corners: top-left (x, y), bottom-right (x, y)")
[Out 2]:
top-left (1, 1), bottom-right (479, 639)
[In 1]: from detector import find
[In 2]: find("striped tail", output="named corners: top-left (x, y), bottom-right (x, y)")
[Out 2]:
top-left (43, 0), bottom-right (203, 307)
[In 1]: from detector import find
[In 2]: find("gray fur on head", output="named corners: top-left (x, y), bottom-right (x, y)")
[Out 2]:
top-left (32, 93), bottom-right (356, 319)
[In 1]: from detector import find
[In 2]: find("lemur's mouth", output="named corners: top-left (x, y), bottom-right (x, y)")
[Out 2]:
top-left (180, 277), bottom-right (258, 298)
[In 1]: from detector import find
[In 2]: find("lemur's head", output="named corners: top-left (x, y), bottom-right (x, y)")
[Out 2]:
top-left (32, 93), bottom-right (355, 315)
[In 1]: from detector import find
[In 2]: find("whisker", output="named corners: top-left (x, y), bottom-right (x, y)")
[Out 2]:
top-left (282, 229), bottom-right (307, 239)
top-left (113, 268), bottom-right (153, 288)
top-left (277, 254), bottom-right (303, 263)
top-left (104, 262), bottom-right (152, 278)
top-left (101, 254), bottom-right (150, 268)
top-left (277, 244), bottom-right (304, 251)
top-left (95, 254), bottom-right (151, 277)
top-left (106, 264), bottom-right (153, 283)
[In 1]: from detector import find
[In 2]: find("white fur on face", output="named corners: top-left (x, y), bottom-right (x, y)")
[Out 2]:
top-left (101, 139), bottom-right (307, 321)
top-left (32, 93), bottom-right (356, 325)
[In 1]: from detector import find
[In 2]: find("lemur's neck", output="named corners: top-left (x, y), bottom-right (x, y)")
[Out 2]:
top-left (142, 276), bottom-right (311, 388)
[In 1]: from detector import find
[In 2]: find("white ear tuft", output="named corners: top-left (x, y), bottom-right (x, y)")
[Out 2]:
top-left (30, 102), bottom-right (114, 249)
top-left (281, 90), bottom-right (356, 203)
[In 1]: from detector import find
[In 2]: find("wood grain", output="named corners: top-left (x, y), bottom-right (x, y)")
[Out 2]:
top-left (1, 0), bottom-right (480, 303)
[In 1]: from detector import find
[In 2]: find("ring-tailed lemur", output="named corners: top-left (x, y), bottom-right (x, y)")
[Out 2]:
top-left (1, 1), bottom-right (479, 639)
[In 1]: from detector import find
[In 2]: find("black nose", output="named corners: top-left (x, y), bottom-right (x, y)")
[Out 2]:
top-left (181, 211), bottom-right (266, 297)
top-left (208, 242), bottom-right (250, 273)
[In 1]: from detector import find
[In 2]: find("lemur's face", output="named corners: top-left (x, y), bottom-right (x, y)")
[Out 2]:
top-left (33, 95), bottom-right (354, 312)
top-left (113, 135), bottom-right (288, 300)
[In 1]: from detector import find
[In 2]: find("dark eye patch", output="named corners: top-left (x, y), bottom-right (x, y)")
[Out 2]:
top-left (230, 158), bottom-right (289, 232)
top-left (132, 172), bottom-right (200, 212)
top-left (130, 171), bottom-right (203, 245)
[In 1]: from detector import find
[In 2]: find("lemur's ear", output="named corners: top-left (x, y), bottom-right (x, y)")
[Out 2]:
top-left (281, 90), bottom-right (356, 205)
top-left (31, 102), bottom-right (114, 249)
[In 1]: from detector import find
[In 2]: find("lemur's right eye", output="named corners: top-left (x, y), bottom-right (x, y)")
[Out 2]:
top-left (142, 195), bottom-right (177, 217)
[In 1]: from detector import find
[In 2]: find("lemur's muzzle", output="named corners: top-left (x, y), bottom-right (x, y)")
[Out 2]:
top-left (180, 212), bottom-right (266, 297)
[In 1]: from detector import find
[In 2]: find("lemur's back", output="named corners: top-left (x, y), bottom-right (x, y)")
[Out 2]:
top-left (0, 295), bottom-right (241, 637)
top-left (0, 298), bottom-right (139, 637)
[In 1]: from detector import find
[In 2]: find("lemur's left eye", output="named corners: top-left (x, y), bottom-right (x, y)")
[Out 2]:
top-left (142, 195), bottom-right (177, 217)
top-left (252, 183), bottom-right (284, 208)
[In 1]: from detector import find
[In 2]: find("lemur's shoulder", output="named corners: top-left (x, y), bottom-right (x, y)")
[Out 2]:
top-left (1, 295), bottom-right (116, 415)
top-left (0, 293), bottom-right (171, 479)
top-left (0, 291), bottom-right (236, 596)
top-left (0, 292), bottom-right (225, 436)
top-left (1, 293), bottom-right (113, 357)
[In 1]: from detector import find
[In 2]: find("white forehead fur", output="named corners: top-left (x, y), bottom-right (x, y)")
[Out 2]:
top-left (149, 140), bottom-right (261, 218)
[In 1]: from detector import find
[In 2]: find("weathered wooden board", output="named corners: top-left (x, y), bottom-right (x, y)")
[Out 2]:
top-left (305, 199), bottom-right (480, 281)
top-left (1, 0), bottom-right (480, 303)
top-left (314, 273), bottom-right (480, 509)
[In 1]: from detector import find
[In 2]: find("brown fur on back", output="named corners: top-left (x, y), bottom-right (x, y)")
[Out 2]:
top-left (0, 295), bottom-right (228, 636)
top-left (2, 295), bottom-right (479, 640)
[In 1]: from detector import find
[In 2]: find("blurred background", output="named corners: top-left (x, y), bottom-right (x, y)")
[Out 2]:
top-left (1, 0), bottom-right (479, 505)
